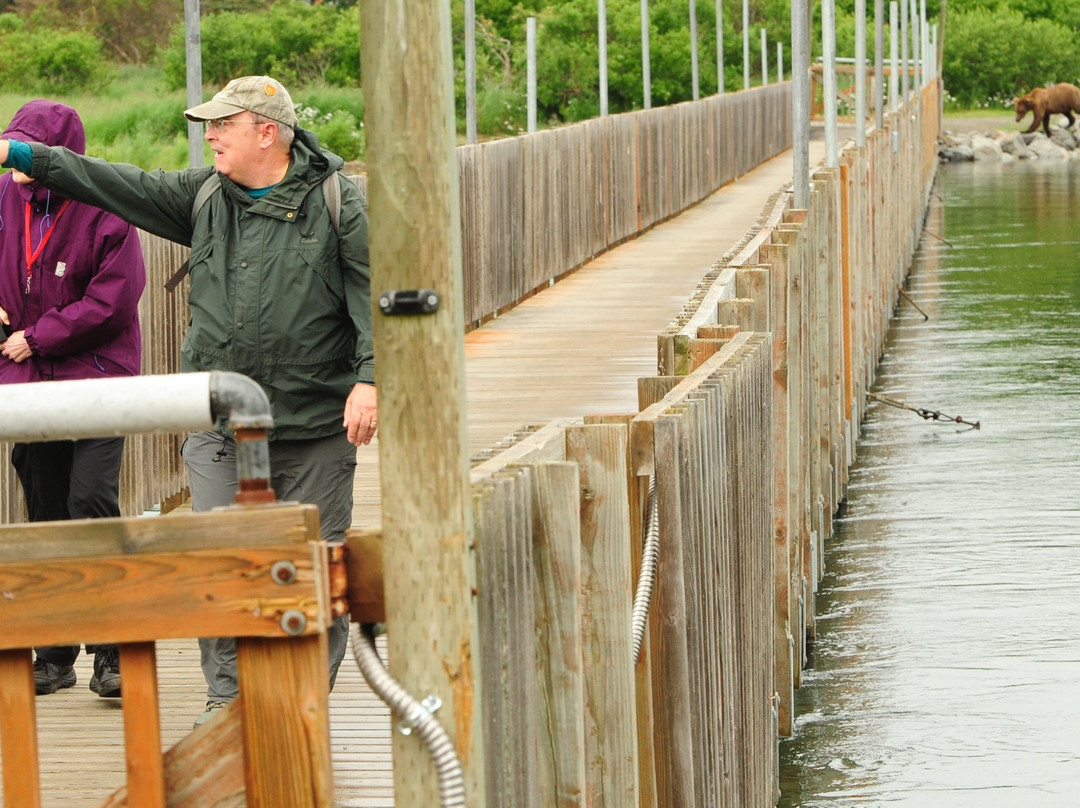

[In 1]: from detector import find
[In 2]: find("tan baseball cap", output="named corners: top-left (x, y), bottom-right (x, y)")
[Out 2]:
top-left (184, 76), bottom-right (298, 128)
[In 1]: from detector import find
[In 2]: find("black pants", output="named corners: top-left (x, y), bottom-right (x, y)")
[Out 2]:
top-left (12, 437), bottom-right (124, 666)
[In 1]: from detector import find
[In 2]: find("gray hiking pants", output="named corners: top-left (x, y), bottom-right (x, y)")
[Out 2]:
top-left (183, 430), bottom-right (356, 702)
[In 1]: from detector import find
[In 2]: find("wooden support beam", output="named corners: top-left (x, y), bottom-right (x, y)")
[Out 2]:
top-left (237, 634), bottom-right (333, 808)
top-left (0, 648), bottom-right (41, 808)
top-left (345, 529), bottom-right (385, 624)
top-left (360, 1), bottom-right (483, 804)
top-left (121, 642), bottom-right (166, 808)
top-left (0, 506), bottom-right (327, 650)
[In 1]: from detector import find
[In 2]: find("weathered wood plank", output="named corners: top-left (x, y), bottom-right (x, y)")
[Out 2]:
top-left (528, 462), bottom-right (585, 808)
top-left (565, 424), bottom-right (638, 808)
top-left (648, 416), bottom-right (697, 807)
top-left (103, 698), bottom-right (246, 807)
top-left (237, 634), bottom-right (334, 808)
top-left (0, 542), bottom-right (328, 649)
top-left (0, 504), bottom-right (319, 561)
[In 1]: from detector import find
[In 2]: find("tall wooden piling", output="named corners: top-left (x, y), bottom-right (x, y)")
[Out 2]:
top-left (359, 3), bottom-right (483, 806)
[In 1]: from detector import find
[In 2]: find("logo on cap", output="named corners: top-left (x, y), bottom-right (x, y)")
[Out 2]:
top-left (265, 84), bottom-right (276, 97)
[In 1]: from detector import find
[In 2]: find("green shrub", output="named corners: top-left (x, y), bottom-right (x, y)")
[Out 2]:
top-left (476, 85), bottom-right (527, 136)
top-left (297, 106), bottom-right (364, 161)
top-left (161, 0), bottom-right (359, 90)
top-left (0, 26), bottom-right (112, 94)
top-left (943, 8), bottom-right (1080, 107)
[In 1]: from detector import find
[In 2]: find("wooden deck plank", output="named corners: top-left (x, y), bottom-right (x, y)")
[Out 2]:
top-left (1, 138), bottom-right (825, 807)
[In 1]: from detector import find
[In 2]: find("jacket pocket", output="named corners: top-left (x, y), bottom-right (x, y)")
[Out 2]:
top-left (291, 246), bottom-right (345, 306)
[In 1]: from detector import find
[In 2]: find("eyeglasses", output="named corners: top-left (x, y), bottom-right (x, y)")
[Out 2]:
top-left (204, 118), bottom-right (263, 133)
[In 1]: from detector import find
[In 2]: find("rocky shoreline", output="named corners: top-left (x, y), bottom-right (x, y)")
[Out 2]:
top-left (938, 126), bottom-right (1079, 163)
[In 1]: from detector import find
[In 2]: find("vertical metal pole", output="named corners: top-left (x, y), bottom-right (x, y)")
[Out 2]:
top-left (743, 0), bottom-right (750, 90)
top-left (920, 0), bottom-right (928, 87)
top-left (822, 0), bottom-right (839, 167)
top-left (791, 0), bottom-right (810, 208)
top-left (855, 0), bottom-right (866, 147)
top-left (778, 42), bottom-right (784, 83)
top-left (910, 0), bottom-right (920, 91)
top-left (358, 1), bottom-right (483, 804)
top-left (527, 17), bottom-right (538, 131)
top-left (900, 0), bottom-right (909, 101)
top-left (760, 28), bottom-right (768, 85)
top-left (642, 0), bottom-right (652, 108)
top-left (183, 0), bottom-right (203, 168)
top-left (690, 0), bottom-right (700, 100)
top-left (465, 0), bottom-right (477, 143)
top-left (930, 23), bottom-right (937, 81)
top-left (716, 0), bottom-right (724, 93)
top-left (874, 0), bottom-right (884, 129)
top-left (599, 0), bottom-right (609, 116)
top-left (889, 1), bottom-right (899, 111)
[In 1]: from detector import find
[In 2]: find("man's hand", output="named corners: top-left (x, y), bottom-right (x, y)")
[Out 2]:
top-left (343, 383), bottom-right (378, 446)
top-left (2, 330), bottom-right (32, 363)
top-left (0, 141), bottom-right (9, 166)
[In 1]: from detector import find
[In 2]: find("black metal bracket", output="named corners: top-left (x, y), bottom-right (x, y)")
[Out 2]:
top-left (378, 289), bottom-right (440, 316)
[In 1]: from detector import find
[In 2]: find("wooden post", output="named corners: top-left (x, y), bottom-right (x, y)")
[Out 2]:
top-left (566, 424), bottom-right (639, 807)
top-left (359, 3), bottom-right (483, 806)
top-left (0, 649), bottom-right (41, 807)
top-left (121, 642), bottom-right (166, 808)
top-left (529, 462), bottom-right (586, 808)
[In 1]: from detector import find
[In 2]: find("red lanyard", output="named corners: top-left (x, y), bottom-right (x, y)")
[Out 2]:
top-left (23, 199), bottom-right (72, 294)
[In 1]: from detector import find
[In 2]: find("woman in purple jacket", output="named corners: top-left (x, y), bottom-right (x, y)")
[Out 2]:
top-left (0, 100), bottom-right (146, 698)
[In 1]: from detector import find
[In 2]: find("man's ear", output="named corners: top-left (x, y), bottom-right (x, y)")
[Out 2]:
top-left (257, 121), bottom-right (280, 150)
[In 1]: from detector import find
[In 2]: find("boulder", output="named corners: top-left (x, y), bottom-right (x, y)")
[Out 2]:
top-left (970, 135), bottom-right (1004, 162)
top-left (1029, 137), bottom-right (1069, 160)
top-left (938, 144), bottom-right (975, 163)
top-left (998, 132), bottom-right (1035, 159)
top-left (1050, 128), bottom-right (1077, 150)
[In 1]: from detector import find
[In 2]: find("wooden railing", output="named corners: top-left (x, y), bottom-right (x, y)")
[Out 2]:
top-left (0, 503), bottom-right (334, 807)
top-left (459, 80), bottom-right (941, 806)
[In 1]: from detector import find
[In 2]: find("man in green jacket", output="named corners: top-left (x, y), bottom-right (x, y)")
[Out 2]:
top-left (0, 76), bottom-right (378, 727)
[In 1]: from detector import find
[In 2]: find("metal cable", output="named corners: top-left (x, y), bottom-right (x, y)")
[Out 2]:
top-left (351, 623), bottom-right (466, 808)
top-left (631, 474), bottom-right (660, 665)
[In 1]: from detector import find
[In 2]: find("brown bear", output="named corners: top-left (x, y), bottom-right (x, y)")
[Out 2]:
top-left (1014, 82), bottom-right (1080, 137)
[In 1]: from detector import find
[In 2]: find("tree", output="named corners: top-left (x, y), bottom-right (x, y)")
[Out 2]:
top-left (13, 0), bottom-right (181, 62)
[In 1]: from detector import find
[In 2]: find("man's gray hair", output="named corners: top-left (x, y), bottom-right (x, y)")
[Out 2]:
top-left (252, 112), bottom-right (295, 149)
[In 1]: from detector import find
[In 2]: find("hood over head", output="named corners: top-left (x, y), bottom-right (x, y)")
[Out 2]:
top-left (3, 100), bottom-right (86, 154)
top-left (2, 100), bottom-right (85, 204)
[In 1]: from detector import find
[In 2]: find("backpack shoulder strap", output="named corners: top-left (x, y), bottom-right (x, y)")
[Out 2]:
top-left (165, 173), bottom-right (222, 291)
top-left (191, 172), bottom-right (222, 229)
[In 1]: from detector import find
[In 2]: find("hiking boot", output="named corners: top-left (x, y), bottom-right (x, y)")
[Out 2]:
top-left (89, 648), bottom-right (121, 698)
top-left (34, 658), bottom-right (76, 695)
top-left (193, 700), bottom-right (228, 729)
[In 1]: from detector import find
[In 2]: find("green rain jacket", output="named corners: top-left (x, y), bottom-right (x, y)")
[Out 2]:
top-left (26, 129), bottom-right (372, 441)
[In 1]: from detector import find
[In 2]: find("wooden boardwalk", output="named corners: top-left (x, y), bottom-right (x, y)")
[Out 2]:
top-left (14, 136), bottom-right (825, 807)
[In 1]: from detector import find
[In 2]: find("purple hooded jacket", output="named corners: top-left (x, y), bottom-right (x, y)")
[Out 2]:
top-left (0, 101), bottom-right (145, 384)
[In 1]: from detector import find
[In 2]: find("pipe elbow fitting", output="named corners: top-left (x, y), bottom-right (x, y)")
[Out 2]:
top-left (208, 370), bottom-right (274, 431)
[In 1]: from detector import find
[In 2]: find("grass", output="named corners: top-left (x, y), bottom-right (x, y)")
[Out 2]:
top-left (0, 65), bottom-right (365, 170)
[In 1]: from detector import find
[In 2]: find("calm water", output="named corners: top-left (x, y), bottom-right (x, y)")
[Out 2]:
top-left (778, 160), bottom-right (1080, 807)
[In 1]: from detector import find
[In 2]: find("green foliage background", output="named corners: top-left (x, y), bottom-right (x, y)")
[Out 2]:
top-left (0, 0), bottom-right (1078, 166)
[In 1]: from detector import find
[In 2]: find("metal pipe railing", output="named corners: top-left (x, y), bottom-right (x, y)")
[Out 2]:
top-left (0, 371), bottom-right (274, 502)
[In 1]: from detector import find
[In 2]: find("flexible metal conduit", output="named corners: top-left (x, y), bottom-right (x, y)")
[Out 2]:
top-left (351, 623), bottom-right (466, 808)
top-left (631, 474), bottom-right (660, 665)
